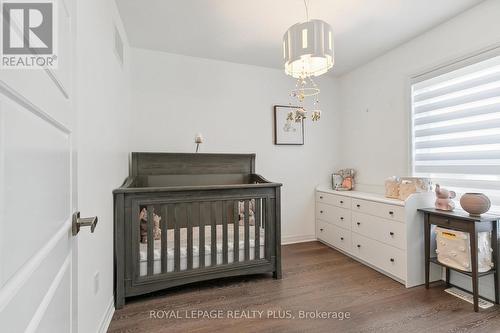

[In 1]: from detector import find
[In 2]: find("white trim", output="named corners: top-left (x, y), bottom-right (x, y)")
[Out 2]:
top-left (25, 253), bottom-right (71, 333)
top-left (410, 43), bottom-right (500, 84)
top-left (98, 296), bottom-right (115, 333)
top-left (281, 234), bottom-right (316, 245)
top-left (0, 219), bottom-right (71, 312)
top-left (45, 69), bottom-right (70, 99)
top-left (0, 102), bottom-right (4, 287)
top-left (0, 80), bottom-right (70, 134)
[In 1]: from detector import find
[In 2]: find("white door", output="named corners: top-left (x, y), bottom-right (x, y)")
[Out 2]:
top-left (0, 0), bottom-right (81, 332)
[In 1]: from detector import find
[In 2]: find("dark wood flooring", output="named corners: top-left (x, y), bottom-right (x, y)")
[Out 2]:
top-left (108, 241), bottom-right (500, 333)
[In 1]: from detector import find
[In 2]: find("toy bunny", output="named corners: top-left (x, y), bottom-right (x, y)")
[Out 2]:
top-left (435, 184), bottom-right (456, 211)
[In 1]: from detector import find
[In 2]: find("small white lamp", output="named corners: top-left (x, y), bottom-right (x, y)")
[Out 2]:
top-left (194, 133), bottom-right (204, 153)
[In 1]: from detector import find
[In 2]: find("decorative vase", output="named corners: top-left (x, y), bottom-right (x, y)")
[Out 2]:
top-left (460, 193), bottom-right (491, 216)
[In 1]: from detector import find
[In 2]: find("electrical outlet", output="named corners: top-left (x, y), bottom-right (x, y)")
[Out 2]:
top-left (93, 271), bottom-right (100, 294)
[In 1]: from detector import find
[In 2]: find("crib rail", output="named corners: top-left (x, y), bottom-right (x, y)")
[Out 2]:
top-left (133, 197), bottom-right (268, 280)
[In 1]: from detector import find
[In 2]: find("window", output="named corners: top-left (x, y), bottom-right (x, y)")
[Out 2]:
top-left (411, 48), bottom-right (500, 212)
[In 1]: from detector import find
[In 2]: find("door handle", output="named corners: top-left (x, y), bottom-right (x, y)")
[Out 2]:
top-left (72, 212), bottom-right (98, 236)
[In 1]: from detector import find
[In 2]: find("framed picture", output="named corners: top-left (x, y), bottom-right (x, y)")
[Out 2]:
top-left (273, 105), bottom-right (304, 145)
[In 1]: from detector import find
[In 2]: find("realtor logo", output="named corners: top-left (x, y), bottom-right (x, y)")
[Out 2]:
top-left (1, 0), bottom-right (57, 69)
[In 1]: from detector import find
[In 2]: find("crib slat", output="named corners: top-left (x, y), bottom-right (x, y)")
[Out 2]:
top-left (174, 204), bottom-right (180, 272)
top-left (132, 204), bottom-right (140, 280)
top-left (147, 205), bottom-right (154, 276)
top-left (211, 201), bottom-right (217, 266)
top-left (262, 198), bottom-right (271, 260)
top-left (244, 200), bottom-right (250, 261)
top-left (265, 198), bottom-right (270, 260)
top-left (233, 201), bottom-right (239, 263)
top-left (199, 203), bottom-right (205, 268)
top-left (187, 203), bottom-right (193, 270)
top-left (161, 205), bottom-right (168, 273)
top-left (222, 201), bottom-right (228, 264)
top-left (255, 199), bottom-right (261, 260)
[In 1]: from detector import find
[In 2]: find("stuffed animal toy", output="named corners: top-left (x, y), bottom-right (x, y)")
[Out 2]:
top-left (435, 184), bottom-right (456, 211)
top-left (238, 200), bottom-right (255, 226)
top-left (139, 207), bottom-right (162, 243)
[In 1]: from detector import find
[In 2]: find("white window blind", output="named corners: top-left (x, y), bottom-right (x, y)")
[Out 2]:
top-left (411, 49), bottom-right (500, 212)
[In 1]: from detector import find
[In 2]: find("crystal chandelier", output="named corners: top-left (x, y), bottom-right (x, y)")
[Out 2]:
top-left (283, 0), bottom-right (334, 122)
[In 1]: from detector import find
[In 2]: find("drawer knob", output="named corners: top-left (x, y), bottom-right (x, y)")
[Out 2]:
top-left (340, 200), bottom-right (344, 204)
top-left (389, 232), bottom-right (394, 236)
top-left (340, 237), bottom-right (344, 241)
top-left (357, 222), bottom-right (361, 226)
top-left (320, 228), bottom-right (324, 232)
top-left (389, 211), bottom-right (394, 215)
top-left (356, 204), bottom-right (361, 208)
top-left (320, 210), bottom-right (324, 214)
top-left (357, 244), bottom-right (361, 248)
top-left (340, 217), bottom-right (344, 220)
top-left (390, 258), bottom-right (395, 262)
top-left (320, 196), bottom-right (323, 199)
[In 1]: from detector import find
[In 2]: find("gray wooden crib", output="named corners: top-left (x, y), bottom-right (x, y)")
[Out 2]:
top-left (113, 153), bottom-right (282, 308)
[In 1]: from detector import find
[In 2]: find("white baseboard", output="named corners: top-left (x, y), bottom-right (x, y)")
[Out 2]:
top-left (98, 296), bottom-right (115, 333)
top-left (281, 234), bottom-right (317, 245)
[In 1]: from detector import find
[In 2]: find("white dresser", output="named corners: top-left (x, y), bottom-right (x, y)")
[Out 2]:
top-left (315, 186), bottom-right (440, 287)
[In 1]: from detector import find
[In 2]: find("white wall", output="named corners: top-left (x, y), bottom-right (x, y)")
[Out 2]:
top-left (336, 0), bottom-right (500, 299)
top-left (76, 0), bottom-right (131, 332)
top-left (337, 0), bottom-right (500, 192)
top-left (130, 48), bottom-right (340, 243)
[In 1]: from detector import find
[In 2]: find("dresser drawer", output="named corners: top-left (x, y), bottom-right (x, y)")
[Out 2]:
top-left (352, 198), bottom-right (405, 222)
top-left (316, 203), bottom-right (351, 229)
top-left (331, 224), bottom-right (351, 253)
top-left (316, 192), bottom-right (351, 209)
top-left (351, 232), bottom-right (405, 280)
top-left (378, 241), bottom-right (406, 279)
top-left (351, 232), bottom-right (377, 265)
top-left (317, 220), bottom-right (351, 252)
top-left (351, 212), bottom-right (406, 249)
top-left (317, 220), bottom-right (334, 245)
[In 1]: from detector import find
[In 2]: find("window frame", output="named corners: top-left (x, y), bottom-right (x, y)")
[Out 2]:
top-left (408, 44), bottom-right (500, 210)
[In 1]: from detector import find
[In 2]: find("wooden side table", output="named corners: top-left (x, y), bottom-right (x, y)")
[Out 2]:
top-left (419, 208), bottom-right (500, 312)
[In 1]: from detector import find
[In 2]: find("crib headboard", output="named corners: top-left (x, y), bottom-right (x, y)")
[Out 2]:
top-left (130, 153), bottom-right (256, 187)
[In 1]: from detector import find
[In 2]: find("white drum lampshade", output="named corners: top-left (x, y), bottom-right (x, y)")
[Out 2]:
top-left (283, 19), bottom-right (334, 79)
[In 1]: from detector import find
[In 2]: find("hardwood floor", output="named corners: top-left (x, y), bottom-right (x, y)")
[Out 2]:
top-left (108, 241), bottom-right (500, 333)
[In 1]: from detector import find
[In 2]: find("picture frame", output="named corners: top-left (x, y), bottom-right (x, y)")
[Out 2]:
top-left (273, 105), bottom-right (304, 145)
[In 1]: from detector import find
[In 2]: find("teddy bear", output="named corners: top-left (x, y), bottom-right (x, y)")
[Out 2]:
top-left (139, 207), bottom-right (162, 243)
top-left (435, 184), bottom-right (456, 211)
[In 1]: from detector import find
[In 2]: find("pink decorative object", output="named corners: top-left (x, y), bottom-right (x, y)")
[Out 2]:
top-left (460, 193), bottom-right (491, 216)
top-left (435, 184), bottom-right (456, 211)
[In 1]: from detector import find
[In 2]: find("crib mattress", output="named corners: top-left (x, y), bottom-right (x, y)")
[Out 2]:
top-left (139, 225), bottom-right (265, 276)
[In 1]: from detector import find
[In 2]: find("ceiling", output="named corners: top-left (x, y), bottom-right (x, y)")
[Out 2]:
top-left (116, 0), bottom-right (484, 76)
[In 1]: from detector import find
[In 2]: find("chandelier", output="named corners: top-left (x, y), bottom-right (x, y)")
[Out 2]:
top-left (283, 0), bottom-right (334, 122)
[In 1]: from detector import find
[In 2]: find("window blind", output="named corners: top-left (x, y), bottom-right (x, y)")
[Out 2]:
top-left (411, 50), bottom-right (500, 211)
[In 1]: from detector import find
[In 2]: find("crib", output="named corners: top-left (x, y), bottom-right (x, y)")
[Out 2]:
top-left (113, 153), bottom-right (282, 308)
